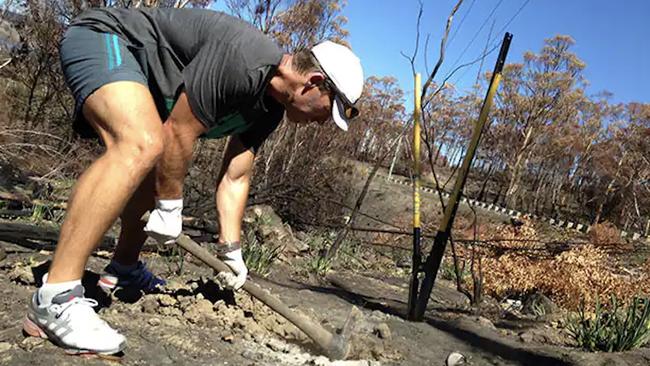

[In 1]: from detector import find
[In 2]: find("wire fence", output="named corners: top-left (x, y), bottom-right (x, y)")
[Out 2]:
top-left (294, 219), bottom-right (650, 259)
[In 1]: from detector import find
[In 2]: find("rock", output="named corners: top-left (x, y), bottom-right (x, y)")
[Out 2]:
top-left (476, 316), bottom-right (497, 331)
top-left (311, 356), bottom-right (330, 366)
top-left (9, 264), bottom-right (34, 285)
top-left (373, 323), bottom-right (391, 340)
top-left (0, 342), bottom-right (11, 353)
top-left (19, 337), bottom-right (44, 351)
top-left (163, 280), bottom-right (186, 292)
top-left (148, 317), bottom-right (162, 327)
top-left (350, 335), bottom-right (384, 360)
top-left (177, 295), bottom-right (194, 311)
top-left (502, 298), bottom-right (523, 312)
top-left (522, 293), bottom-right (557, 317)
top-left (245, 204), bottom-right (307, 255)
top-left (183, 299), bottom-right (214, 324)
top-left (446, 351), bottom-right (466, 366)
top-left (213, 300), bottom-right (227, 312)
top-left (395, 256), bottom-right (410, 268)
top-left (519, 331), bottom-right (534, 343)
top-left (140, 296), bottom-right (159, 314)
top-left (158, 294), bottom-right (178, 307)
top-left (241, 349), bottom-right (262, 361)
top-left (476, 297), bottom-right (500, 314)
top-left (163, 317), bottom-right (182, 327)
top-left (0, 247), bottom-right (6, 262)
top-left (294, 231), bottom-right (309, 242)
top-left (159, 306), bottom-right (183, 317)
top-left (222, 334), bottom-right (235, 343)
top-left (266, 338), bottom-right (290, 353)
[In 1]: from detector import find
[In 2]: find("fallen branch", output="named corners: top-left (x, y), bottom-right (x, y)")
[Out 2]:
top-left (0, 191), bottom-right (67, 210)
top-left (0, 220), bottom-right (115, 249)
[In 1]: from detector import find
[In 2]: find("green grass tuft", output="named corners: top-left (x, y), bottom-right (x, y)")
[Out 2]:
top-left (566, 295), bottom-right (650, 352)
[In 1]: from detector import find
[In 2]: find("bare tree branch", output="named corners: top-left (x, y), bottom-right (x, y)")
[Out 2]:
top-left (421, 0), bottom-right (464, 100)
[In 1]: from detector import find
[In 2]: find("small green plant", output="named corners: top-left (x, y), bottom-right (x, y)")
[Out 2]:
top-left (566, 295), bottom-right (650, 352)
top-left (307, 254), bottom-right (333, 277)
top-left (30, 203), bottom-right (46, 222)
top-left (440, 258), bottom-right (469, 283)
top-left (531, 301), bottom-right (547, 318)
top-left (159, 244), bottom-right (186, 275)
top-left (300, 231), bottom-right (335, 276)
top-left (242, 230), bottom-right (282, 277)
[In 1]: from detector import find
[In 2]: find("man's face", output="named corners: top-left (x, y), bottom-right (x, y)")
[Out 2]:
top-left (284, 74), bottom-right (331, 125)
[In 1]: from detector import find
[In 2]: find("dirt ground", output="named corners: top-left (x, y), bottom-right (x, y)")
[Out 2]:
top-left (1, 165), bottom-right (650, 365)
top-left (1, 244), bottom-right (650, 365)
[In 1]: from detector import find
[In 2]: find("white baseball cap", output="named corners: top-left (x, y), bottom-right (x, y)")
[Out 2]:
top-left (311, 41), bottom-right (364, 131)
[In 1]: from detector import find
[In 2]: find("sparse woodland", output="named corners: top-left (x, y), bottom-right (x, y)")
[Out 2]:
top-left (1, 0), bottom-right (650, 353)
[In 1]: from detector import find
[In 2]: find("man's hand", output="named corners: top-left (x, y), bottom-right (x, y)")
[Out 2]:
top-left (214, 242), bottom-right (248, 290)
top-left (143, 199), bottom-right (183, 245)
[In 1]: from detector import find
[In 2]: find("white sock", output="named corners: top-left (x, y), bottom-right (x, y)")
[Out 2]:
top-left (38, 273), bottom-right (82, 306)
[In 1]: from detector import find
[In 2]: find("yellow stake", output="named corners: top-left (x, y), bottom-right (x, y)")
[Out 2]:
top-left (407, 73), bottom-right (423, 320)
top-left (413, 73), bottom-right (422, 229)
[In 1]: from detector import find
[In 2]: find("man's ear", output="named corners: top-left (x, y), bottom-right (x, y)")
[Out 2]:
top-left (306, 72), bottom-right (326, 88)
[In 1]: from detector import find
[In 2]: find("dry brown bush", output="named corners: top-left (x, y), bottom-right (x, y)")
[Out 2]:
top-left (588, 221), bottom-right (620, 244)
top-left (452, 219), bottom-right (650, 310)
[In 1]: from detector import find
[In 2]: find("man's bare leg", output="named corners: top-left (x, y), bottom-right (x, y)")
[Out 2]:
top-left (112, 172), bottom-right (155, 266)
top-left (109, 92), bottom-right (207, 269)
top-left (140, 92), bottom-right (207, 245)
top-left (47, 82), bottom-right (164, 283)
top-left (155, 92), bottom-right (208, 199)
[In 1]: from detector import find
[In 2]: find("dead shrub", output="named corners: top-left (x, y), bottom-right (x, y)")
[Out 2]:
top-left (588, 221), bottom-right (632, 251)
top-left (457, 220), bottom-right (650, 311)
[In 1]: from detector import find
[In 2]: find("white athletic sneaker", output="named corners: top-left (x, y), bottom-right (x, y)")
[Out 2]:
top-left (23, 284), bottom-right (126, 355)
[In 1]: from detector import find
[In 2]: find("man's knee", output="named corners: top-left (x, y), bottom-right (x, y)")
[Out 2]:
top-left (115, 128), bottom-right (164, 171)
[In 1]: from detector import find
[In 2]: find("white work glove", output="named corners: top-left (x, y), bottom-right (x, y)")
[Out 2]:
top-left (143, 199), bottom-right (183, 245)
top-left (214, 243), bottom-right (248, 291)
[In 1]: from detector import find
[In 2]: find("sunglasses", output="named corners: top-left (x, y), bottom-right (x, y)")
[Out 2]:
top-left (322, 77), bottom-right (360, 120)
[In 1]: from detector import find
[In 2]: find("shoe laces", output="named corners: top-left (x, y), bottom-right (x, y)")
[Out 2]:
top-left (54, 297), bottom-right (112, 332)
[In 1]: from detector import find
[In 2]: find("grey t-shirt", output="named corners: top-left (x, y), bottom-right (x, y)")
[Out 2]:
top-left (71, 7), bottom-right (284, 149)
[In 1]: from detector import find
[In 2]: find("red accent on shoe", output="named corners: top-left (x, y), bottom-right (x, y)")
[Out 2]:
top-left (98, 277), bottom-right (117, 289)
top-left (23, 316), bottom-right (47, 339)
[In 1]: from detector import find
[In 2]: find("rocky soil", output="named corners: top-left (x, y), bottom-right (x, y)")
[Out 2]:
top-left (1, 164), bottom-right (649, 365)
top-left (2, 236), bottom-right (650, 366)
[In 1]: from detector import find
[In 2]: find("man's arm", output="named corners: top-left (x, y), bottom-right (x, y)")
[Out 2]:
top-left (211, 135), bottom-right (255, 291)
top-left (216, 135), bottom-right (256, 243)
top-left (143, 92), bottom-right (207, 244)
top-left (156, 92), bottom-right (208, 199)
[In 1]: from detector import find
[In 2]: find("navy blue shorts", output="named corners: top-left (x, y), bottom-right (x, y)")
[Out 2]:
top-left (60, 26), bottom-right (148, 138)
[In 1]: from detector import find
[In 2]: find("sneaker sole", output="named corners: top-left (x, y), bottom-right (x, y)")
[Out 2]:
top-left (23, 316), bottom-right (126, 355)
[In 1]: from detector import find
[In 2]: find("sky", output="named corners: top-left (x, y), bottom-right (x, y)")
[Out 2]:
top-left (342, 0), bottom-right (650, 106)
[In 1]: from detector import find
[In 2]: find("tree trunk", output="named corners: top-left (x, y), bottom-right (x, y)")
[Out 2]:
top-left (533, 172), bottom-right (547, 214)
top-left (506, 126), bottom-right (534, 207)
top-left (593, 152), bottom-right (627, 225)
top-left (476, 163), bottom-right (494, 202)
top-left (434, 129), bottom-right (449, 166)
top-left (387, 136), bottom-right (403, 180)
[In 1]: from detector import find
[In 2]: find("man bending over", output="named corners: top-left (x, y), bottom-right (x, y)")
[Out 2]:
top-left (23, 7), bottom-right (363, 355)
